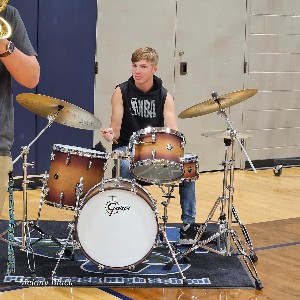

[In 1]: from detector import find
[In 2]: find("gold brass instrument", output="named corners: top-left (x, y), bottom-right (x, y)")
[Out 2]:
top-left (0, 0), bottom-right (11, 39)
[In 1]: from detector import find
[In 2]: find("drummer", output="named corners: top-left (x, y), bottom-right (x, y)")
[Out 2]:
top-left (102, 47), bottom-right (199, 245)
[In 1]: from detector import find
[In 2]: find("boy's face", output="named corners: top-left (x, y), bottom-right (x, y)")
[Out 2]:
top-left (131, 59), bottom-right (157, 85)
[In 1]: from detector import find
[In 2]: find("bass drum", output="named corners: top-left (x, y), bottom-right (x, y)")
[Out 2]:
top-left (75, 178), bottom-right (158, 269)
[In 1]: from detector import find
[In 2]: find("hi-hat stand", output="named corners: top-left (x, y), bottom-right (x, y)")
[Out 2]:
top-left (181, 95), bottom-right (263, 290)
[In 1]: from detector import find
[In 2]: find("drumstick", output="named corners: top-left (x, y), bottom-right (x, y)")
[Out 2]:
top-left (101, 129), bottom-right (118, 144)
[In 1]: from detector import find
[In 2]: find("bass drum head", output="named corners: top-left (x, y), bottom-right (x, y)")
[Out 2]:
top-left (76, 180), bottom-right (158, 269)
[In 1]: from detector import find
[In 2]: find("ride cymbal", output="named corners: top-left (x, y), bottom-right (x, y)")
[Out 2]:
top-left (16, 93), bottom-right (102, 130)
top-left (201, 129), bottom-right (253, 139)
top-left (178, 89), bottom-right (258, 119)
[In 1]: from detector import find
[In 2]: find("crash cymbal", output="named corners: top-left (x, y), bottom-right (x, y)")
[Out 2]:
top-left (16, 93), bottom-right (102, 130)
top-left (178, 89), bottom-right (258, 119)
top-left (202, 129), bottom-right (253, 139)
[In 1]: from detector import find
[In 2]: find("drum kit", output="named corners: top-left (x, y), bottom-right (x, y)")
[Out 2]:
top-left (3, 89), bottom-right (263, 289)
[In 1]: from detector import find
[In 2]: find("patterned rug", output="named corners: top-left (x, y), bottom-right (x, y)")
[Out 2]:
top-left (0, 220), bottom-right (256, 288)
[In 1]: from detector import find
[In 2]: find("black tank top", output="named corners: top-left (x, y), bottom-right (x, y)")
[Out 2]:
top-left (113, 75), bottom-right (167, 150)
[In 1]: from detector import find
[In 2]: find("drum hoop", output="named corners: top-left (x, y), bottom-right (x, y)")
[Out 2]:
top-left (181, 153), bottom-right (199, 163)
top-left (128, 127), bottom-right (186, 152)
top-left (130, 160), bottom-right (184, 183)
top-left (136, 126), bottom-right (186, 139)
top-left (81, 177), bottom-right (156, 209)
top-left (52, 144), bottom-right (109, 159)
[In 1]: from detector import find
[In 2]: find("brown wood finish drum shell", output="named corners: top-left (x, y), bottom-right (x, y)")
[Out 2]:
top-left (129, 127), bottom-right (186, 184)
top-left (45, 144), bottom-right (109, 209)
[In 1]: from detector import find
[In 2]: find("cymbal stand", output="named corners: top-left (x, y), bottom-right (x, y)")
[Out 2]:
top-left (182, 100), bottom-right (263, 289)
top-left (12, 108), bottom-right (64, 248)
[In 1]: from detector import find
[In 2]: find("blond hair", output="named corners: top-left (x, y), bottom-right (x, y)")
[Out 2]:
top-left (131, 47), bottom-right (159, 66)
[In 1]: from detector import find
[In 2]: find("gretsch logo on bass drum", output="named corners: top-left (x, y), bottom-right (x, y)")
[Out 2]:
top-left (105, 196), bottom-right (131, 216)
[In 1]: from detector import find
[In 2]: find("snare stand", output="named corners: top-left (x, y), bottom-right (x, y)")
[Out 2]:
top-left (181, 103), bottom-right (263, 290)
top-left (52, 177), bottom-right (84, 277)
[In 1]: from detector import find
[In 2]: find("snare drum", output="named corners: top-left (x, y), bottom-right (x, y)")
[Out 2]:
top-left (75, 178), bottom-right (158, 269)
top-left (45, 144), bottom-right (109, 209)
top-left (128, 127), bottom-right (186, 184)
top-left (181, 153), bottom-right (200, 181)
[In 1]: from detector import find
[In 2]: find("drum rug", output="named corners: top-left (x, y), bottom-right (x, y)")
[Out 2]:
top-left (0, 220), bottom-right (256, 288)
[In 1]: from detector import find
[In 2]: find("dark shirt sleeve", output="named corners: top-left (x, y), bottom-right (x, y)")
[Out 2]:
top-left (7, 6), bottom-right (37, 56)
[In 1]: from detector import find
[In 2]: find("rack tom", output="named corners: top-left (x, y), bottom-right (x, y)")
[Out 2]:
top-left (45, 144), bottom-right (109, 209)
top-left (128, 127), bottom-right (185, 184)
top-left (181, 153), bottom-right (200, 181)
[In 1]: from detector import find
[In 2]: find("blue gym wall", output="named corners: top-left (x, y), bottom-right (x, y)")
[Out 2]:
top-left (10, 0), bottom-right (97, 176)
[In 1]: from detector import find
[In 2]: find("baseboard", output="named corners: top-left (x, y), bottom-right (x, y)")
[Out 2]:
top-left (12, 175), bottom-right (44, 191)
top-left (245, 157), bottom-right (300, 170)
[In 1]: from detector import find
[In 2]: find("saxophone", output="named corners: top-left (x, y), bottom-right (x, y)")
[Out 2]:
top-left (0, 0), bottom-right (11, 39)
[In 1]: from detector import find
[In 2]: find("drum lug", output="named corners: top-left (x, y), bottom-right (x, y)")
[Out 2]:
top-left (181, 139), bottom-right (186, 149)
top-left (166, 144), bottom-right (173, 151)
top-left (59, 192), bottom-right (64, 207)
top-left (128, 264), bottom-right (135, 271)
top-left (151, 133), bottom-right (156, 143)
top-left (97, 264), bottom-right (105, 270)
top-left (103, 160), bottom-right (108, 171)
top-left (50, 152), bottom-right (55, 161)
top-left (152, 149), bottom-right (156, 160)
top-left (131, 180), bottom-right (137, 193)
top-left (99, 181), bottom-right (105, 192)
top-left (66, 153), bottom-right (71, 165)
top-left (88, 158), bottom-right (92, 169)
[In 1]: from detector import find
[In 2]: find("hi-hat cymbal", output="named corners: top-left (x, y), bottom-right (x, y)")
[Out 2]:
top-left (178, 89), bottom-right (258, 119)
top-left (201, 129), bottom-right (253, 139)
top-left (16, 93), bottom-right (102, 130)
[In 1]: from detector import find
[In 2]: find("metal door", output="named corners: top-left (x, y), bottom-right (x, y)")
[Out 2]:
top-left (94, 0), bottom-right (177, 176)
top-left (95, 0), bottom-right (248, 173)
top-left (175, 0), bottom-right (248, 171)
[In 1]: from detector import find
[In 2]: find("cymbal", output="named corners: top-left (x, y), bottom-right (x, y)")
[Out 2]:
top-left (16, 93), bottom-right (102, 130)
top-left (202, 129), bottom-right (252, 139)
top-left (178, 89), bottom-right (258, 119)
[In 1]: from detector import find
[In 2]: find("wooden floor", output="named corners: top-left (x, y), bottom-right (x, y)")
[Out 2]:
top-left (0, 166), bottom-right (300, 299)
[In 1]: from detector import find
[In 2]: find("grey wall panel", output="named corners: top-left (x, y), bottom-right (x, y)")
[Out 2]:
top-left (248, 35), bottom-right (300, 53)
top-left (249, 73), bottom-right (300, 90)
top-left (249, 53), bottom-right (300, 72)
top-left (249, 146), bottom-right (300, 161)
top-left (244, 110), bottom-right (300, 130)
top-left (250, 15), bottom-right (300, 34)
top-left (245, 0), bottom-right (300, 166)
top-left (245, 91), bottom-right (300, 110)
top-left (246, 128), bottom-right (300, 149)
top-left (250, 0), bottom-right (300, 15)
